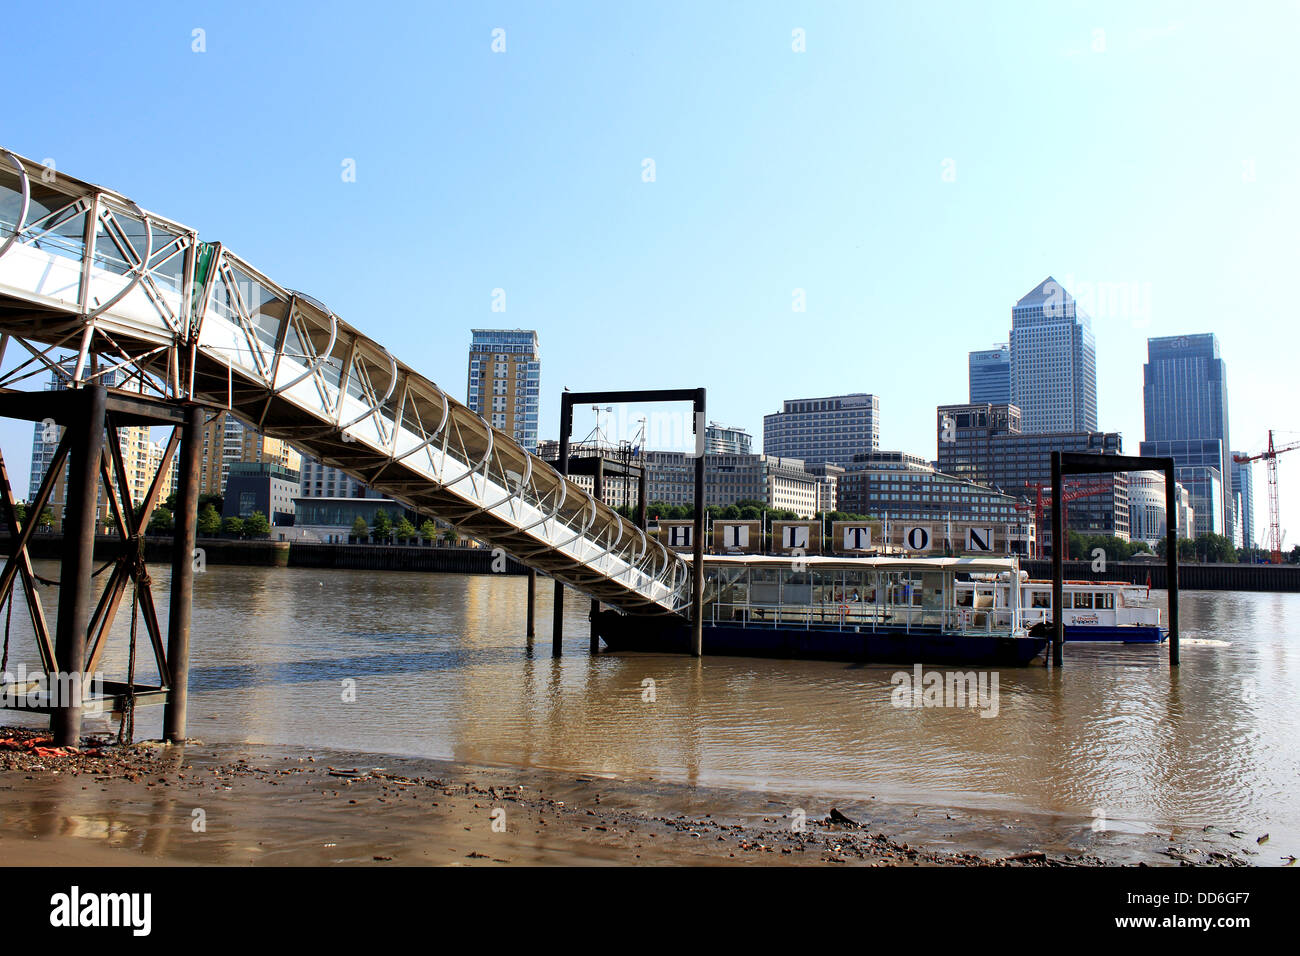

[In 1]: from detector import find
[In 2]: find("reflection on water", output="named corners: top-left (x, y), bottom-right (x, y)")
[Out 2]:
top-left (6, 563), bottom-right (1299, 858)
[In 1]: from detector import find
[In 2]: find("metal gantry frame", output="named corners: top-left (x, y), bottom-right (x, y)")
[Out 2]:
top-left (0, 144), bottom-right (692, 740)
top-left (554, 389), bottom-right (707, 656)
top-left (1051, 452), bottom-right (1180, 667)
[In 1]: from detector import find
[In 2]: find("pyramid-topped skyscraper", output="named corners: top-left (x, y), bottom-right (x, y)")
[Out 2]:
top-left (1009, 276), bottom-right (1098, 434)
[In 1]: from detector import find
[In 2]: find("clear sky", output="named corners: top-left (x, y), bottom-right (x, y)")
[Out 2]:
top-left (2, 1), bottom-right (1297, 544)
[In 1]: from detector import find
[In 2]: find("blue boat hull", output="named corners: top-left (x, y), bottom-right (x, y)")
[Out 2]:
top-left (1065, 624), bottom-right (1166, 644)
top-left (594, 612), bottom-right (1049, 666)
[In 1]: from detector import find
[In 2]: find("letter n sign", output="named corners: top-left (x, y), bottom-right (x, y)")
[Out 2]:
top-left (783, 525), bottom-right (808, 550)
top-left (668, 524), bottom-right (693, 548)
top-left (965, 527), bottom-right (995, 552)
top-left (902, 526), bottom-right (931, 551)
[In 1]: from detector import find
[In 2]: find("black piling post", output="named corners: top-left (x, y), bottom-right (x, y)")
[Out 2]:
top-left (590, 458), bottom-right (603, 653)
top-left (51, 385), bottom-right (106, 747)
top-left (1164, 459), bottom-right (1180, 666)
top-left (1050, 451), bottom-right (1064, 667)
top-left (526, 567), bottom-right (536, 639)
top-left (637, 463), bottom-right (648, 530)
top-left (691, 388), bottom-right (706, 658)
top-left (164, 403), bottom-right (203, 742)
top-left (554, 396), bottom-right (573, 657)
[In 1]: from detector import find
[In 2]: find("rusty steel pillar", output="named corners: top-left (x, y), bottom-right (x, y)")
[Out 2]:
top-left (51, 385), bottom-right (106, 747)
top-left (163, 403), bottom-right (203, 742)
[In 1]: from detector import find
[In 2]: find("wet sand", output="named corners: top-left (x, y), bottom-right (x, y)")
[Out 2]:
top-left (0, 726), bottom-right (1269, 866)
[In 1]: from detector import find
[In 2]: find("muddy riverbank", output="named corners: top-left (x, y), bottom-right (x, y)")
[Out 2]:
top-left (0, 727), bottom-right (1272, 867)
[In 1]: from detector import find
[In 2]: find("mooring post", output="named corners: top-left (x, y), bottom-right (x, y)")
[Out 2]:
top-left (164, 403), bottom-right (203, 742)
top-left (1164, 459), bottom-right (1180, 666)
top-left (554, 396), bottom-right (573, 656)
top-left (526, 568), bottom-right (536, 639)
top-left (690, 388), bottom-right (706, 658)
top-left (51, 385), bottom-right (106, 747)
top-left (1050, 451), bottom-right (1064, 667)
top-left (590, 458), bottom-right (603, 652)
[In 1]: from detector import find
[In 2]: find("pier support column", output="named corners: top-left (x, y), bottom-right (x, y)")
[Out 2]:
top-left (51, 385), bottom-right (106, 747)
top-left (590, 459), bottom-right (603, 653)
top-left (1050, 452), bottom-right (1064, 667)
top-left (526, 568), bottom-right (536, 639)
top-left (1164, 461), bottom-right (1180, 666)
top-left (164, 403), bottom-right (203, 743)
top-left (690, 388), bottom-right (706, 658)
top-left (552, 580), bottom-right (564, 656)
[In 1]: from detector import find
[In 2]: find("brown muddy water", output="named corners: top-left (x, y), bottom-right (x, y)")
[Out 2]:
top-left (4, 562), bottom-right (1298, 862)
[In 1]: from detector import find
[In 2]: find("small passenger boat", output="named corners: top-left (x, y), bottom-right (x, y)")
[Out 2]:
top-left (955, 574), bottom-right (1166, 644)
top-left (594, 555), bottom-right (1050, 665)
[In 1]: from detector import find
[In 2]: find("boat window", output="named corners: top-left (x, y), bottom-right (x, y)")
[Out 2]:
top-left (1098, 592), bottom-right (1114, 609)
top-left (812, 569), bottom-right (839, 606)
top-left (779, 568), bottom-right (812, 606)
top-left (1031, 591), bottom-right (1051, 609)
top-left (1073, 592), bottom-right (1093, 609)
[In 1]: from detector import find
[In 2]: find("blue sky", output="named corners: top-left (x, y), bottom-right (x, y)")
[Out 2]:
top-left (2, 1), bottom-right (1297, 543)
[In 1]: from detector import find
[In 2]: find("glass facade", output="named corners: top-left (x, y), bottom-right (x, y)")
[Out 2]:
top-left (1009, 277), bottom-right (1098, 435)
top-left (763, 393), bottom-right (879, 467)
top-left (1142, 334), bottom-right (1232, 541)
top-left (968, 346), bottom-right (1011, 404)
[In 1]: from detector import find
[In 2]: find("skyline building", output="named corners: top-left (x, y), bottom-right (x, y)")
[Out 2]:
top-left (934, 402), bottom-right (1128, 548)
top-left (466, 329), bottom-right (540, 453)
top-left (762, 393), bottom-right (880, 467)
top-left (198, 411), bottom-right (301, 499)
top-left (1142, 333), bottom-right (1233, 541)
top-left (704, 422), bottom-right (752, 455)
top-left (1009, 277), bottom-right (1098, 435)
top-left (1231, 454), bottom-right (1256, 549)
top-left (1138, 438), bottom-right (1226, 538)
top-left (641, 451), bottom-right (821, 517)
top-left (968, 345), bottom-right (1011, 404)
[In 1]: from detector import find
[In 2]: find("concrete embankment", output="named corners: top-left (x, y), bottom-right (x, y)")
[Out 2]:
top-left (3, 534), bottom-right (526, 575)
top-left (1020, 559), bottom-right (1300, 592)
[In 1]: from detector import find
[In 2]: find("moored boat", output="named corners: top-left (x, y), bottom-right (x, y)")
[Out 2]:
top-left (956, 574), bottom-right (1166, 644)
top-left (595, 555), bottom-right (1050, 665)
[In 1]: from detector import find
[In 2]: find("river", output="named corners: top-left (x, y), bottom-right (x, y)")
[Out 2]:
top-left (5, 562), bottom-right (1298, 862)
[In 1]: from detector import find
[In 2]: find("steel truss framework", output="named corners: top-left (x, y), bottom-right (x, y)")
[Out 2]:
top-left (0, 147), bottom-right (689, 616)
top-left (0, 389), bottom-right (186, 718)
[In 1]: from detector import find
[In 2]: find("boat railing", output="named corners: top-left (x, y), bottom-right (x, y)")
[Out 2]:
top-left (708, 601), bottom-right (1018, 636)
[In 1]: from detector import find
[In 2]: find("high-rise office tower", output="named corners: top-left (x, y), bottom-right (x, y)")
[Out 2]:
top-left (1231, 455), bottom-right (1255, 549)
top-left (466, 329), bottom-right (540, 453)
top-left (1142, 333), bottom-right (1232, 541)
top-left (968, 346), bottom-right (1011, 404)
top-left (1009, 277), bottom-right (1098, 435)
top-left (762, 393), bottom-right (880, 467)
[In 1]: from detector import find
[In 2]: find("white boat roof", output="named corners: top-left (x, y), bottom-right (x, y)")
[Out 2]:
top-left (691, 554), bottom-right (1020, 572)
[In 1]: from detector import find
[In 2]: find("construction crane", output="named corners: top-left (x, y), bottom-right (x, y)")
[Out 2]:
top-left (1016, 479), bottom-right (1115, 558)
top-left (1233, 430), bottom-right (1300, 563)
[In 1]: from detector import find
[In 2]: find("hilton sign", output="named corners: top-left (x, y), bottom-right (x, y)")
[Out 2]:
top-left (657, 519), bottom-right (1031, 554)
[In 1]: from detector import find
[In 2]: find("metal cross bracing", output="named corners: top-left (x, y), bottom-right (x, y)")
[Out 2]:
top-left (0, 147), bottom-right (690, 616)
